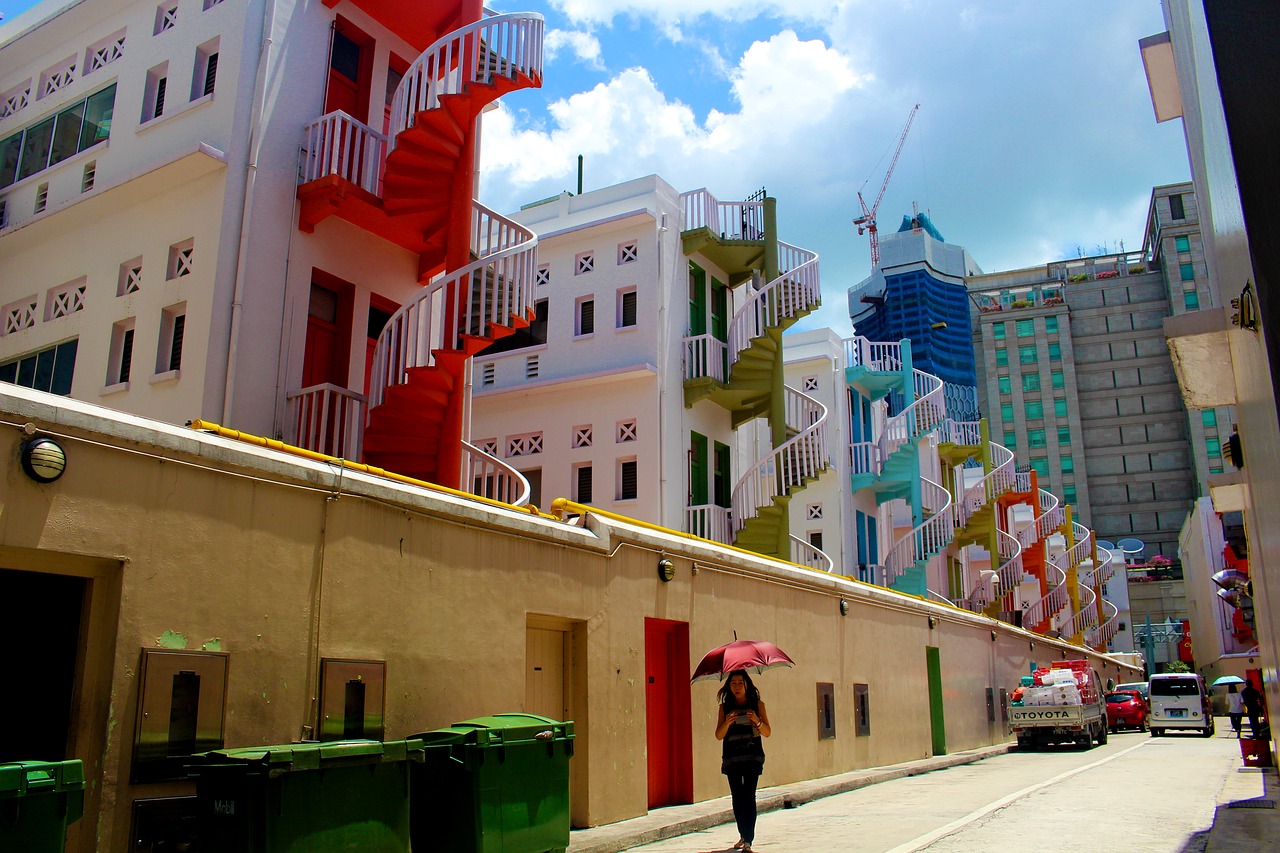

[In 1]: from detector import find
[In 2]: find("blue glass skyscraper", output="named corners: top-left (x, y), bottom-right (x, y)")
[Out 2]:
top-left (848, 212), bottom-right (982, 419)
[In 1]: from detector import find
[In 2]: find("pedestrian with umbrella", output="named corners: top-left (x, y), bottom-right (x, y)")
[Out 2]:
top-left (693, 638), bottom-right (793, 853)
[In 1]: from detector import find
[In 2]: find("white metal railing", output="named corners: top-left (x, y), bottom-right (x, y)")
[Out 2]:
top-left (369, 200), bottom-right (537, 411)
top-left (1014, 471), bottom-right (1032, 492)
top-left (994, 527), bottom-right (1025, 592)
top-left (1055, 522), bottom-right (1093, 577)
top-left (938, 419), bottom-right (982, 448)
top-left (791, 535), bottom-right (834, 573)
top-left (682, 333), bottom-right (728, 382)
top-left (1062, 582), bottom-right (1099, 639)
top-left (879, 368), bottom-right (945, 468)
top-left (1037, 488), bottom-right (1065, 538)
top-left (1024, 557), bottom-right (1068, 628)
top-left (731, 242), bottom-right (820, 368)
top-left (1086, 597), bottom-right (1122, 649)
top-left (962, 570), bottom-right (999, 612)
top-left (680, 188), bottom-right (765, 240)
top-left (388, 12), bottom-right (544, 146)
top-left (680, 242), bottom-right (820, 384)
top-left (927, 589), bottom-right (954, 606)
top-left (731, 385), bottom-right (829, 536)
top-left (287, 383), bottom-right (367, 459)
top-left (300, 110), bottom-right (387, 194)
top-left (849, 441), bottom-right (881, 477)
top-left (882, 477), bottom-right (954, 587)
top-left (842, 336), bottom-right (905, 374)
top-left (1091, 548), bottom-right (1116, 589)
top-left (1026, 520), bottom-right (1090, 632)
top-left (686, 504), bottom-right (732, 544)
top-left (461, 440), bottom-right (530, 506)
top-left (954, 440), bottom-right (1015, 530)
top-left (1016, 487), bottom-right (1062, 548)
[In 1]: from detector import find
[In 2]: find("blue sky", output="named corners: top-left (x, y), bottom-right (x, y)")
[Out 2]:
top-left (1, 0), bottom-right (1193, 335)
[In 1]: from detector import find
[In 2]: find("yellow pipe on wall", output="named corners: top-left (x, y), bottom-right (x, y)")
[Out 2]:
top-left (186, 420), bottom-right (556, 519)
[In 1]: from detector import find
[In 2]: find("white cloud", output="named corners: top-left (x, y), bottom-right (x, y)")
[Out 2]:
top-left (544, 28), bottom-right (605, 70)
top-left (547, 0), bottom-right (843, 27)
top-left (482, 31), bottom-right (866, 199)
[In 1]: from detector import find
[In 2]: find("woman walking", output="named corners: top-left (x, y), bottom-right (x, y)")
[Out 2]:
top-left (715, 670), bottom-right (772, 852)
top-left (1227, 684), bottom-right (1244, 737)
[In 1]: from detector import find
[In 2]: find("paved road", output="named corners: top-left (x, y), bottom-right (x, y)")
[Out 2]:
top-left (624, 728), bottom-right (1260, 852)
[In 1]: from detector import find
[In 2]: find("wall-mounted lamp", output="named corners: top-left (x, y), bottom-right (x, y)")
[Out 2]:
top-left (991, 630), bottom-right (998, 641)
top-left (840, 599), bottom-right (849, 616)
top-left (657, 558), bottom-right (675, 582)
top-left (1029, 641), bottom-right (1035, 651)
top-left (928, 616), bottom-right (938, 629)
top-left (20, 434), bottom-right (67, 483)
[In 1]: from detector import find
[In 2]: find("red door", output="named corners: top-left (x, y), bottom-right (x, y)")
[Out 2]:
top-left (644, 618), bottom-right (693, 808)
top-left (325, 20), bottom-right (373, 120)
top-left (363, 295), bottom-right (398, 396)
top-left (301, 277), bottom-right (354, 455)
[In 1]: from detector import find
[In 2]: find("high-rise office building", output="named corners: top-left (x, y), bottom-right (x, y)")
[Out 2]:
top-left (848, 212), bottom-right (983, 419)
top-left (967, 184), bottom-right (1208, 562)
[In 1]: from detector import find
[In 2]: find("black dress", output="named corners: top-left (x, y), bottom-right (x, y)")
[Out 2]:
top-left (721, 697), bottom-right (765, 775)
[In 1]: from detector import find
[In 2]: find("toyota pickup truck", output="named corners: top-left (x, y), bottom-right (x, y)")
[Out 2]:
top-left (1011, 661), bottom-right (1109, 750)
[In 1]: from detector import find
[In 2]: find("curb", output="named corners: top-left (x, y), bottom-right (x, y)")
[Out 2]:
top-left (568, 743), bottom-right (1014, 853)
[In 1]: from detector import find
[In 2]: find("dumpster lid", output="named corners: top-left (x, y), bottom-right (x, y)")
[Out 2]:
top-left (0, 760), bottom-right (86, 799)
top-left (413, 714), bottom-right (573, 747)
top-left (190, 739), bottom-right (424, 771)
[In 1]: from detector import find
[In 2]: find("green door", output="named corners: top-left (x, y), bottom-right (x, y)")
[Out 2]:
top-left (926, 646), bottom-right (946, 755)
top-left (713, 442), bottom-right (731, 509)
top-left (711, 280), bottom-right (728, 377)
top-left (688, 264), bottom-right (707, 336)
top-left (689, 432), bottom-right (708, 506)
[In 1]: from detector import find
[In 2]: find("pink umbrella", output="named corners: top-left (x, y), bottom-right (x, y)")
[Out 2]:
top-left (691, 639), bottom-right (796, 683)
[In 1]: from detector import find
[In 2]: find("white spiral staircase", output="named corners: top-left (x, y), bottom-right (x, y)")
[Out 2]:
top-left (881, 477), bottom-right (954, 590)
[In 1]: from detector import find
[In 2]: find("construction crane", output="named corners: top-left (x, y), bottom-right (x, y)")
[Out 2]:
top-left (853, 103), bottom-right (920, 268)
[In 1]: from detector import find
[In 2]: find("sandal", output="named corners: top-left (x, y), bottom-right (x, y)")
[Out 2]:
top-left (732, 842), bottom-right (745, 851)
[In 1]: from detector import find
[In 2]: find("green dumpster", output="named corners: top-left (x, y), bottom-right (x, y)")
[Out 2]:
top-left (0, 759), bottom-right (85, 853)
top-left (186, 738), bottom-right (424, 853)
top-left (411, 714), bottom-right (574, 853)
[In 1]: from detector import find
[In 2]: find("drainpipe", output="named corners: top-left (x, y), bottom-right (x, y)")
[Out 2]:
top-left (222, 0), bottom-right (278, 425)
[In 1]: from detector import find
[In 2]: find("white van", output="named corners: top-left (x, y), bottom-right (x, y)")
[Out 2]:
top-left (1148, 673), bottom-right (1214, 737)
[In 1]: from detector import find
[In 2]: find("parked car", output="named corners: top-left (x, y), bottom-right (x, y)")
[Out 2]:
top-left (1106, 690), bottom-right (1148, 732)
top-left (1149, 673), bottom-right (1215, 737)
top-left (1115, 681), bottom-right (1149, 700)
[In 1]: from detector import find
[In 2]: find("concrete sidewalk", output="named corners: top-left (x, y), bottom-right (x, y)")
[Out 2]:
top-left (566, 740), bottom-right (1280, 853)
top-left (566, 744), bottom-right (1014, 853)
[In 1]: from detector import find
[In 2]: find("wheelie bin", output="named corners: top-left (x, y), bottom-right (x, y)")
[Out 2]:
top-left (410, 714), bottom-right (574, 853)
top-left (185, 738), bottom-right (424, 853)
top-left (0, 759), bottom-right (85, 853)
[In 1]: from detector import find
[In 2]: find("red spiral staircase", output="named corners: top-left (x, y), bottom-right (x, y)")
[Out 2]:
top-left (295, 11), bottom-right (544, 490)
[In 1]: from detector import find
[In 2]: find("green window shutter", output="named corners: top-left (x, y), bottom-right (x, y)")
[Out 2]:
top-left (689, 432), bottom-right (708, 505)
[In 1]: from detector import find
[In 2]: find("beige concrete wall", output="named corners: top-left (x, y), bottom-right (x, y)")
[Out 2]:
top-left (0, 385), bottom-right (1140, 852)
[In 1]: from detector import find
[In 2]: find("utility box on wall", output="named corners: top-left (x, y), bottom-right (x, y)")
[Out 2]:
top-left (318, 658), bottom-right (386, 741)
top-left (132, 649), bottom-right (229, 783)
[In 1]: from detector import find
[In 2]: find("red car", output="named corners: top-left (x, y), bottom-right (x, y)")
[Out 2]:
top-left (1106, 690), bottom-right (1149, 732)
